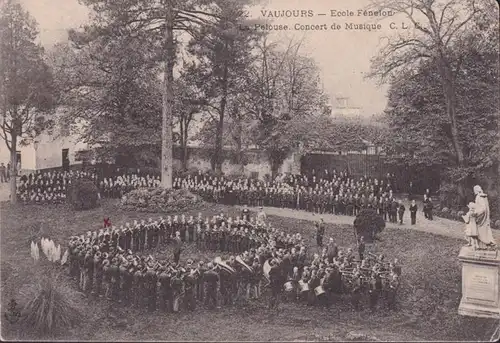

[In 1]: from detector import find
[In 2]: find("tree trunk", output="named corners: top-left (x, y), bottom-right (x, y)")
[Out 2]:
top-left (9, 133), bottom-right (17, 204)
top-left (181, 120), bottom-right (189, 171)
top-left (214, 62), bottom-right (229, 175)
top-left (161, 2), bottom-right (174, 189)
top-left (271, 157), bottom-right (280, 179)
top-left (214, 114), bottom-right (224, 174)
top-left (234, 115), bottom-right (244, 174)
top-left (438, 57), bottom-right (466, 204)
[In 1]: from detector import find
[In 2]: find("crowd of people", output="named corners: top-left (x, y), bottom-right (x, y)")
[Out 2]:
top-left (15, 170), bottom-right (89, 204)
top-left (15, 170), bottom-right (160, 204)
top-left (15, 168), bottom-right (432, 224)
top-left (66, 209), bottom-right (402, 313)
top-left (99, 174), bottom-right (161, 198)
top-left (175, 171), bottom-right (429, 225)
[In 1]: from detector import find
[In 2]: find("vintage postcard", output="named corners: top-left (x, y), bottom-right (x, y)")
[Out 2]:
top-left (1, 0), bottom-right (499, 341)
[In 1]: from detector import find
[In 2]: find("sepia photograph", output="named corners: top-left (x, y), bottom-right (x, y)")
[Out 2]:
top-left (0, 0), bottom-right (499, 341)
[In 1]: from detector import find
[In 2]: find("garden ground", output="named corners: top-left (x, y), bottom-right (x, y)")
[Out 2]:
top-left (1, 199), bottom-right (499, 341)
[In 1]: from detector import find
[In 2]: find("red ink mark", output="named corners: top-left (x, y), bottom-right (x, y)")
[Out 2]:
top-left (104, 218), bottom-right (111, 228)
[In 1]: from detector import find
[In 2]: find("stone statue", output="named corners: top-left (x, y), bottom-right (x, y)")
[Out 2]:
top-left (462, 185), bottom-right (497, 250)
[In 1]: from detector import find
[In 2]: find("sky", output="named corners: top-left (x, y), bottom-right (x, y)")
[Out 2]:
top-left (17, 0), bottom-right (418, 117)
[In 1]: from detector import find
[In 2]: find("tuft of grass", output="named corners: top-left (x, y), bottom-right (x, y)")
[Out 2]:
top-left (20, 269), bottom-right (81, 337)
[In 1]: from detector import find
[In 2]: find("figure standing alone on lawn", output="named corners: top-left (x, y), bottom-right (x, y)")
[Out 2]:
top-left (462, 185), bottom-right (497, 250)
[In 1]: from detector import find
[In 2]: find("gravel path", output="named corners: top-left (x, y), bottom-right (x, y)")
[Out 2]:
top-left (245, 203), bottom-right (500, 241)
top-left (1, 182), bottom-right (498, 241)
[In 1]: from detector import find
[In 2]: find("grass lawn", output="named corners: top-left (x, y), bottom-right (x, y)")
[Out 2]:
top-left (1, 199), bottom-right (498, 341)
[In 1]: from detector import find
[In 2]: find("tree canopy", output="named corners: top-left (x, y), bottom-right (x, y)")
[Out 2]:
top-left (381, 1), bottom-right (499, 206)
top-left (0, 0), bottom-right (55, 203)
top-left (367, 0), bottom-right (497, 203)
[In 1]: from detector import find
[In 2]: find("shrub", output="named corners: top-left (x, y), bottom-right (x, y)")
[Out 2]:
top-left (120, 187), bottom-right (205, 213)
top-left (20, 270), bottom-right (81, 337)
top-left (439, 182), bottom-right (463, 209)
top-left (67, 179), bottom-right (99, 210)
top-left (441, 207), bottom-right (449, 213)
top-left (353, 209), bottom-right (386, 243)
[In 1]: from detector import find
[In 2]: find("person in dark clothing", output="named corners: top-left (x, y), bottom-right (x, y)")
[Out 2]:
top-left (315, 219), bottom-right (325, 247)
top-left (183, 271), bottom-right (197, 311)
top-left (0, 163), bottom-right (6, 183)
top-left (398, 200), bottom-right (405, 224)
top-left (158, 267), bottom-right (172, 312)
top-left (423, 195), bottom-right (430, 219)
top-left (241, 205), bottom-right (250, 221)
top-left (204, 263), bottom-right (219, 309)
top-left (172, 231), bottom-right (183, 265)
top-left (427, 198), bottom-right (433, 220)
top-left (269, 260), bottom-right (282, 310)
top-left (145, 264), bottom-right (157, 311)
top-left (390, 199), bottom-right (398, 223)
top-left (409, 200), bottom-right (418, 225)
top-left (357, 236), bottom-right (365, 261)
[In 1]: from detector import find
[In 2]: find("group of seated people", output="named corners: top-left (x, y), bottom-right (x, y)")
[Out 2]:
top-left (66, 210), bottom-right (402, 313)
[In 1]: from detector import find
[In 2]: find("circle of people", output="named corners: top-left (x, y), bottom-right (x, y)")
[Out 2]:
top-left (17, 169), bottom-right (435, 224)
top-left (67, 209), bottom-right (402, 314)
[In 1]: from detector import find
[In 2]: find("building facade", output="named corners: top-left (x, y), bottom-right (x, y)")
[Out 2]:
top-left (0, 114), bottom-right (89, 174)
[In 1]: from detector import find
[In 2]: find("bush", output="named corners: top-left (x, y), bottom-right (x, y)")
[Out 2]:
top-left (120, 187), bottom-right (205, 213)
top-left (20, 271), bottom-right (81, 337)
top-left (353, 209), bottom-right (386, 243)
top-left (441, 207), bottom-right (449, 213)
top-left (439, 182), bottom-right (463, 209)
top-left (67, 179), bottom-right (99, 210)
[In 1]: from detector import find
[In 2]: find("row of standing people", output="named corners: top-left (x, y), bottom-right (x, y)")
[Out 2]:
top-left (67, 209), bottom-right (401, 314)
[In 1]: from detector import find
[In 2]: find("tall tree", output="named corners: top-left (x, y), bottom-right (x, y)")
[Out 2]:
top-left (50, 34), bottom-right (163, 166)
top-left (187, 0), bottom-right (259, 173)
top-left (0, 0), bottom-right (55, 204)
top-left (367, 0), bottom-right (493, 203)
top-left (383, 10), bottom-right (499, 207)
top-left (173, 69), bottom-right (204, 170)
top-left (72, 0), bottom-right (221, 189)
top-left (244, 38), bottom-right (327, 176)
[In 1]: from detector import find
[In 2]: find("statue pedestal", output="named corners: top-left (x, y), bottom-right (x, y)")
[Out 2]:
top-left (458, 246), bottom-right (500, 319)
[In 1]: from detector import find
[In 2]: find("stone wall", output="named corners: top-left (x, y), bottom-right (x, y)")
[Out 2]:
top-left (172, 146), bottom-right (300, 179)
